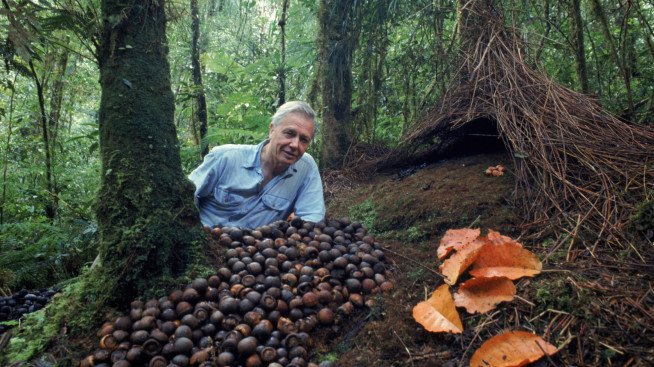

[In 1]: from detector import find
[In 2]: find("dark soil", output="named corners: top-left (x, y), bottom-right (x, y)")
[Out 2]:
top-left (320, 153), bottom-right (654, 367)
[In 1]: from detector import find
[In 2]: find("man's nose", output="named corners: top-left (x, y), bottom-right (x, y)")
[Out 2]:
top-left (289, 137), bottom-right (299, 149)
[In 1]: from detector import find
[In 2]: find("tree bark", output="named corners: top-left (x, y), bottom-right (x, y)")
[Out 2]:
top-left (534, 0), bottom-right (551, 62)
top-left (29, 60), bottom-right (57, 221)
top-left (191, 0), bottom-right (209, 157)
top-left (277, 0), bottom-right (289, 106)
top-left (318, 0), bottom-right (357, 168)
top-left (48, 47), bottom-right (70, 148)
top-left (570, 0), bottom-right (589, 93)
top-left (95, 0), bottom-right (203, 304)
top-left (0, 74), bottom-right (17, 224)
top-left (590, 0), bottom-right (634, 119)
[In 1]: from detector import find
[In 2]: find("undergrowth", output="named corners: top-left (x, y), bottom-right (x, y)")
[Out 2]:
top-left (0, 220), bottom-right (98, 291)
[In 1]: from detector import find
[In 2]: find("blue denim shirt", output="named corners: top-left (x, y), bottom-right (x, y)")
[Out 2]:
top-left (189, 140), bottom-right (325, 228)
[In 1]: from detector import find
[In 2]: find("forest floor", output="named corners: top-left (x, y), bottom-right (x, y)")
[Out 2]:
top-left (318, 152), bottom-right (653, 367)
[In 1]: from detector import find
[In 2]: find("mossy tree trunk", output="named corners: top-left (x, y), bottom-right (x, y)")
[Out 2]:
top-left (95, 0), bottom-right (203, 304)
top-left (318, 0), bottom-right (357, 169)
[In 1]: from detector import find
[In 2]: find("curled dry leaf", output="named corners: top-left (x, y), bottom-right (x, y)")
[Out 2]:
top-left (470, 330), bottom-right (558, 367)
top-left (437, 228), bottom-right (481, 260)
top-left (453, 277), bottom-right (516, 314)
top-left (412, 284), bottom-right (463, 333)
top-left (439, 237), bottom-right (487, 285)
top-left (469, 239), bottom-right (542, 280)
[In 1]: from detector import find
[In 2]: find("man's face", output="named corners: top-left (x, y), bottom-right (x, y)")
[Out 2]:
top-left (268, 112), bottom-right (314, 167)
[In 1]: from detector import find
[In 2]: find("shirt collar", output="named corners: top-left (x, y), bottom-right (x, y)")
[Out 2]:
top-left (243, 139), bottom-right (298, 176)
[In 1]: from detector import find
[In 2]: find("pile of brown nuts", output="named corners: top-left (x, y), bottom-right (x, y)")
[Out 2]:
top-left (80, 217), bottom-right (393, 367)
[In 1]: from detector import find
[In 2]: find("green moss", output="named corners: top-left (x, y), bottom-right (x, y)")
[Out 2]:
top-left (630, 198), bottom-right (654, 233)
top-left (2, 278), bottom-right (104, 365)
top-left (348, 197), bottom-right (378, 231)
top-left (406, 226), bottom-right (429, 242)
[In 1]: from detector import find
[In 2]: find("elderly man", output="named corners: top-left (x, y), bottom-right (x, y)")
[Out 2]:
top-left (189, 101), bottom-right (325, 229)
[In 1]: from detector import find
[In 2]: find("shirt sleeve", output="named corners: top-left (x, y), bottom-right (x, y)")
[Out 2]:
top-left (293, 156), bottom-right (325, 223)
top-left (188, 149), bottom-right (221, 207)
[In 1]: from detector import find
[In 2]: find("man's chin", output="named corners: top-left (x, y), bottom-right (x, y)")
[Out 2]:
top-left (281, 153), bottom-right (298, 163)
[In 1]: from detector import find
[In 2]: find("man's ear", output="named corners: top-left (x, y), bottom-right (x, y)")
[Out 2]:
top-left (269, 122), bottom-right (274, 134)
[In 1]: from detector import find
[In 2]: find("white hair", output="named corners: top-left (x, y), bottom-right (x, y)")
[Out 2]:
top-left (271, 101), bottom-right (317, 138)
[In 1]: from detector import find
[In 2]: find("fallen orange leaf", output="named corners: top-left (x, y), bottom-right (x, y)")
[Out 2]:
top-left (469, 236), bottom-right (541, 280)
top-left (470, 330), bottom-right (558, 367)
top-left (486, 229), bottom-right (523, 247)
top-left (453, 277), bottom-right (516, 314)
top-left (439, 237), bottom-right (487, 285)
top-left (437, 228), bottom-right (481, 260)
top-left (412, 284), bottom-right (463, 333)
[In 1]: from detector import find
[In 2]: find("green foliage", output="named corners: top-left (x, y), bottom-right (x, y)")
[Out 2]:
top-left (347, 197), bottom-right (378, 231)
top-left (407, 267), bottom-right (425, 282)
top-left (630, 198), bottom-right (654, 233)
top-left (405, 226), bottom-right (429, 242)
top-left (0, 221), bottom-right (97, 290)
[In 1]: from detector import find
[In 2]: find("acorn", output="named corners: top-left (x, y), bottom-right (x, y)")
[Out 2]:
top-left (181, 314), bottom-right (201, 329)
top-left (79, 355), bottom-right (94, 367)
top-left (317, 308), bottom-right (334, 325)
top-left (126, 346), bottom-right (144, 363)
top-left (190, 348), bottom-right (210, 365)
top-left (380, 281), bottom-right (394, 292)
top-left (93, 349), bottom-right (111, 363)
top-left (176, 301), bottom-right (193, 317)
top-left (235, 323), bottom-right (252, 337)
top-left (113, 316), bottom-right (132, 332)
top-left (349, 293), bottom-right (364, 307)
top-left (172, 354), bottom-right (190, 366)
top-left (148, 355), bottom-right (167, 367)
top-left (175, 325), bottom-right (193, 339)
top-left (259, 346), bottom-right (277, 362)
top-left (174, 337), bottom-right (194, 355)
top-left (252, 319), bottom-right (273, 340)
top-left (246, 353), bottom-right (263, 367)
top-left (99, 334), bottom-right (118, 350)
top-left (222, 330), bottom-right (243, 350)
top-left (142, 338), bottom-right (162, 357)
top-left (112, 329), bottom-right (130, 343)
top-left (237, 336), bottom-right (259, 356)
top-left (130, 330), bottom-right (149, 345)
top-left (217, 351), bottom-right (236, 366)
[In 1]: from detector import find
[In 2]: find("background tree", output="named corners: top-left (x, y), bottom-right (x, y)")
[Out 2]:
top-left (570, 0), bottom-right (589, 93)
top-left (191, 0), bottom-right (209, 158)
top-left (318, 0), bottom-right (358, 168)
top-left (277, 0), bottom-right (289, 106)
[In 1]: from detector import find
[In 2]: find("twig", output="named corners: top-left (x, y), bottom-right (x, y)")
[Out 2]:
top-left (598, 341), bottom-right (624, 355)
top-left (381, 246), bottom-right (444, 279)
top-left (534, 339), bottom-right (557, 367)
top-left (514, 295), bottom-right (535, 307)
top-left (393, 329), bottom-right (415, 367)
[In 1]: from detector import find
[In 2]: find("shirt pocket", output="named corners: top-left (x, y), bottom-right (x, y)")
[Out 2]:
top-left (261, 193), bottom-right (291, 212)
top-left (213, 187), bottom-right (245, 208)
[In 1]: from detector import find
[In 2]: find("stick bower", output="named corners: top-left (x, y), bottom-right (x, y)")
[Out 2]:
top-left (371, 0), bottom-right (654, 249)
